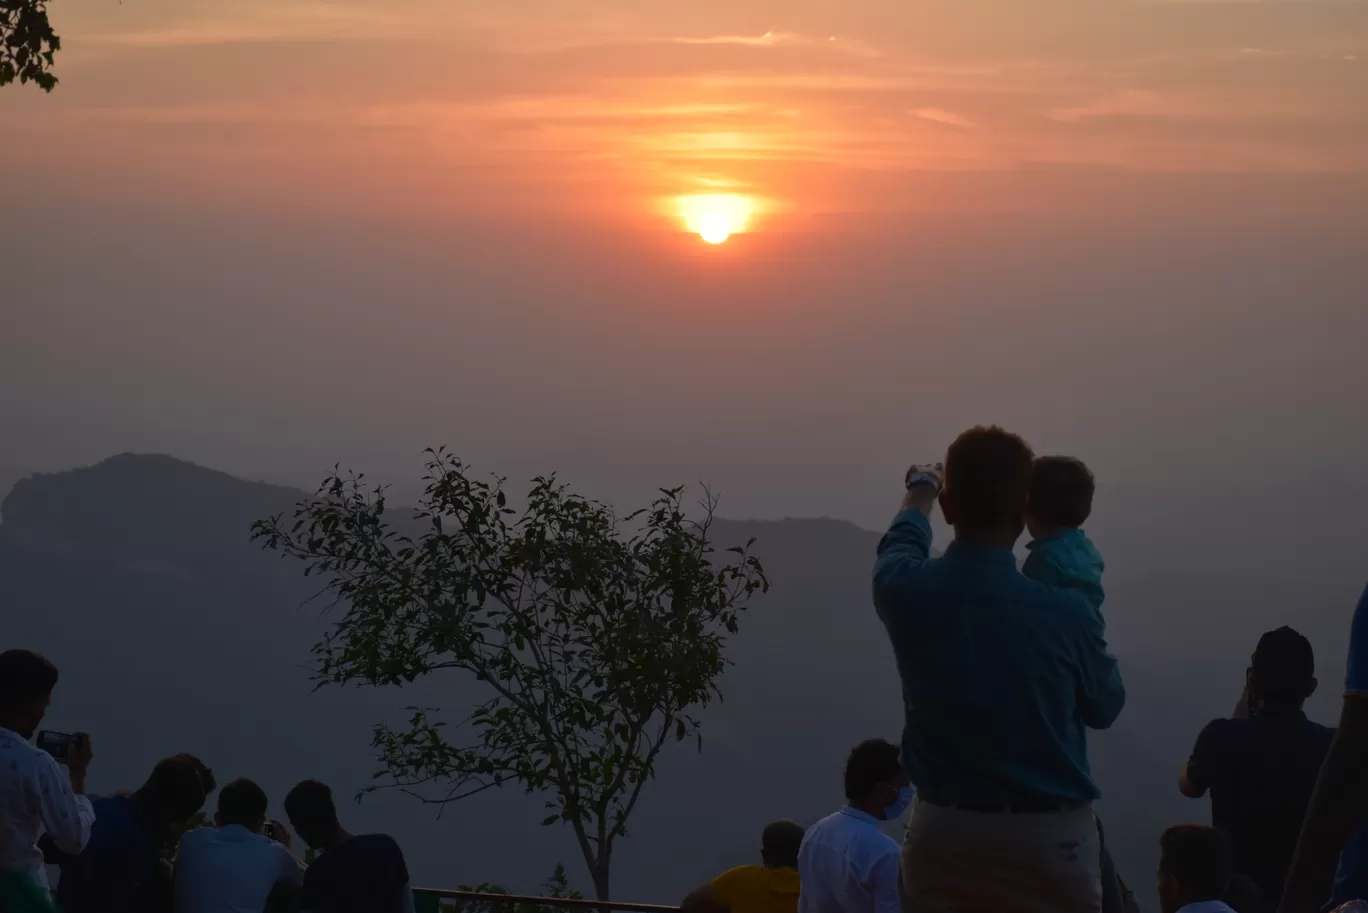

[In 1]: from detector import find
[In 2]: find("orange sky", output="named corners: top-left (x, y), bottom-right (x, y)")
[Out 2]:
top-left (4, 0), bottom-right (1368, 520)
top-left (3, 0), bottom-right (1365, 226)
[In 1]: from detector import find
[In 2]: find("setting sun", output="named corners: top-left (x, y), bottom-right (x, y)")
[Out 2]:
top-left (676, 194), bottom-right (755, 244)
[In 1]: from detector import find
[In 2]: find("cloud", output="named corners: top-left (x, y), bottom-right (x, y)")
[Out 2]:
top-left (669, 30), bottom-right (804, 47)
top-left (910, 107), bottom-right (975, 128)
top-left (1050, 91), bottom-right (1166, 123)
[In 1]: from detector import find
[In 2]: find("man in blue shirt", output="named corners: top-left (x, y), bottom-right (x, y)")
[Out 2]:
top-left (873, 425), bottom-right (1125, 913)
top-left (1279, 583), bottom-right (1368, 913)
top-left (46, 753), bottom-right (215, 913)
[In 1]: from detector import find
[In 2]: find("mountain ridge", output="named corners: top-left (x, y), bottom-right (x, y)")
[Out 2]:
top-left (2, 452), bottom-right (1363, 910)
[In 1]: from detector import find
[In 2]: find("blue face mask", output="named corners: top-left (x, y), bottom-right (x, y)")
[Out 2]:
top-left (882, 786), bottom-right (915, 822)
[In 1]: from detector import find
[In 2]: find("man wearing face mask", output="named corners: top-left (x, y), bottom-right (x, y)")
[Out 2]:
top-left (797, 739), bottom-right (913, 913)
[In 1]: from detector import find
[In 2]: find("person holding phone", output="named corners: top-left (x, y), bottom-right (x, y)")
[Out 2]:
top-left (0, 649), bottom-right (96, 912)
top-left (874, 428), bottom-right (1125, 913)
top-left (174, 778), bottom-right (305, 913)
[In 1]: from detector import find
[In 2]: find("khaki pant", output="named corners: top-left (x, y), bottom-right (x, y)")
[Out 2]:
top-left (899, 800), bottom-right (1103, 913)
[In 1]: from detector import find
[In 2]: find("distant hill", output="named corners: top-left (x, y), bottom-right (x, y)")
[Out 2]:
top-left (2, 455), bottom-right (1364, 909)
top-left (0, 466), bottom-right (35, 510)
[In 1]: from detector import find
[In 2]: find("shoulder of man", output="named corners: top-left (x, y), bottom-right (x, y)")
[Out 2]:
top-left (176, 825), bottom-right (217, 857)
top-left (712, 865), bottom-right (762, 893)
top-left (352, 833), bottom-right (405, 858)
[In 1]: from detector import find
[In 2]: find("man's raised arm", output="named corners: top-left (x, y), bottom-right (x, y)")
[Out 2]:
top-left (873, 470), bottom-right (941, 615)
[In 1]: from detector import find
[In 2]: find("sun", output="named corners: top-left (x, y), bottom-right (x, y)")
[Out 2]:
top-left (676, 194), bottom-right (755, 245)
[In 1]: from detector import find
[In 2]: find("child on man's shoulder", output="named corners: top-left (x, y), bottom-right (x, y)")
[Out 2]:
top-left (1022, 455), bottom-right (1105, 610)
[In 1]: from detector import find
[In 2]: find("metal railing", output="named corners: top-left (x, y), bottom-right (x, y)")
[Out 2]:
top-left (412, 889), bottom-right (678, 913)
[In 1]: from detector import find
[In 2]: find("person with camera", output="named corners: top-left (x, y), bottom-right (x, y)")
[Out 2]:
top-left (873, 427), bottom-right (1125, 913)
top-left (0, 649), bottom-right (96, 912)
top-left (283, 779), bottom-right (415, 913)
top-left (45, 753), bottom-right (216, 913)
top-left (174, 777), bottom-right (304, 913)
top-left (1179, 627), bottom-right (1331, 913)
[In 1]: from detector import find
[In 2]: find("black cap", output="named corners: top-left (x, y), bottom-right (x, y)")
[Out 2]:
top-left (1252, 627), bottom-right (1315, 700)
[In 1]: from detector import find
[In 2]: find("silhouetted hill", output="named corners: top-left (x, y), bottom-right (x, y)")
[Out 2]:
top-left (2, 455), bottom-right (1364, 910)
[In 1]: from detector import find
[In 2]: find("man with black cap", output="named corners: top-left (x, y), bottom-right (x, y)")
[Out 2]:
top-left (1179, 627), bottom-right (1333, 913)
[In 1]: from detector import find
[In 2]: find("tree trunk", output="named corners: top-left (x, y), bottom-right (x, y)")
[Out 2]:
top-left (593, 861), bottom-right (611, 907)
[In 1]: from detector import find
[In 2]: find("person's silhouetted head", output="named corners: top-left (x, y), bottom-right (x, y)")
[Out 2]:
top-left (137, 753), bottom-right (216, 832)
top-left (0, 649), bottom-right (59, 739)
top-left (940, 426), bottom-right (1035, 548)
top-left (1027, 456), bottom-right (1096, 539)
top-left (284, 779), bottom-right (343, 851)
top-left (1158, 825), bottom-right (1232, 913)
top-left (843, 739), bottom-right (912, 822)
top-left (1248, 627), bottom-right (1317, 711)
top-left (759, 820), bottom-right (805, 869)
top-left (216, 778), bottom-right (269, 832)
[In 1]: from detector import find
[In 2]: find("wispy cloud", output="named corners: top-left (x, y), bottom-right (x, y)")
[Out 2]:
top-left (669, 30), bottom-right (804, 47)
top-left (1050, 90), bottom-right (1166, 123)
top-left (910, 107), bottom-right (975, 129)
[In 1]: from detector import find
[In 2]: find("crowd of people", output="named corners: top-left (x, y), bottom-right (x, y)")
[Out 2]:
top-left (3, 424), bottom-right (1368, 913)
top-left (0, 651), bottom-right (414, 913)
top-left (679, 426), bottom-right (1368, 913)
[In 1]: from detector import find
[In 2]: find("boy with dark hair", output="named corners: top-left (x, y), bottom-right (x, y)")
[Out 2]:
top-left (175, 777), bottom-right (304, 913)
top-left (1158, 825), bottom-right (1235, 913)
top-left (1022, 455), bottom-right (1133, 912)
top-left (283, 779), bottom-right (414, 913)
top-left (797, 739), bottom-right (911, 913)
top-left (0, 648), bottom-right (95, 913)
top-left (1023, 455), bottom-right (1105, 609)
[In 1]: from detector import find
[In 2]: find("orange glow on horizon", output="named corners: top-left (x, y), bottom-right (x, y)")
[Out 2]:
top-left (675, 193), bottom-right (756, 244)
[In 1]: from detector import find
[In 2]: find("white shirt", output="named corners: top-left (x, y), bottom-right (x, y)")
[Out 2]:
top-left (0, 727), bottom-right (95, 888)
top-left (798, 807), bottom-right (902, 913)
top-left (174, 824), bottom-right (305, 913)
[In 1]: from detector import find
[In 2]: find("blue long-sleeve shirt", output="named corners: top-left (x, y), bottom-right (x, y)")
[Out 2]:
top-left (1023, 528), bottom-right (1106, 610)
top-left (872, 509), bottom-right (1125, 805)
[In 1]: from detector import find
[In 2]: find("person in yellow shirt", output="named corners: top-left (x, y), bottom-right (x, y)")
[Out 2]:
top-left (680, 821), bottom-right (806, 913)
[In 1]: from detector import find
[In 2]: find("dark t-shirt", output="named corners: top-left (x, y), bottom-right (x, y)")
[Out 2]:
top-left (301, 834), bottom-right (410, 913)
top-left (47, 794), bottom-right (169, 913)
top-left (1187, 709), bottom-right (1335, 912)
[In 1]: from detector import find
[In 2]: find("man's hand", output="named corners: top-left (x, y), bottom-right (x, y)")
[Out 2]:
top-left (265, 820), bottom-right (294, 851)
top-left (61, 732), bottom-right (92, 794)
top-left (901, 463), bottom-right (944, 517)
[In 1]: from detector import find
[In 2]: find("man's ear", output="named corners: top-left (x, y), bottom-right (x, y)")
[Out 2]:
top-left (1309, 676), bottom-right (1319, 698)
top-left (938, 488), bottom-right (955, 525)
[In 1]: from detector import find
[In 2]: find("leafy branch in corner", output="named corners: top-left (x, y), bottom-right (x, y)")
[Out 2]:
top-left (2, 0), bottom-right (59, 91)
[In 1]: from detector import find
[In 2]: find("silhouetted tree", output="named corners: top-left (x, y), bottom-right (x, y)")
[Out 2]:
top-left (2, 0), bottom-right (58, 91)
top-left (253, 450), bottom-right (769, 900)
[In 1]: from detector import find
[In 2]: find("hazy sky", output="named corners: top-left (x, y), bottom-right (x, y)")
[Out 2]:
top-left (2, 0), bottom-right (1366, 526)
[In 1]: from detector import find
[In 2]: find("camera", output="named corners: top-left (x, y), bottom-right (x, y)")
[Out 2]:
top-left (36, 730), bottom-right (74, 762)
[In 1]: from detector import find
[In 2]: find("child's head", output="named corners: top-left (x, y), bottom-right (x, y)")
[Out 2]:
top-left (1027, 456), bottom-right (1095, 539)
